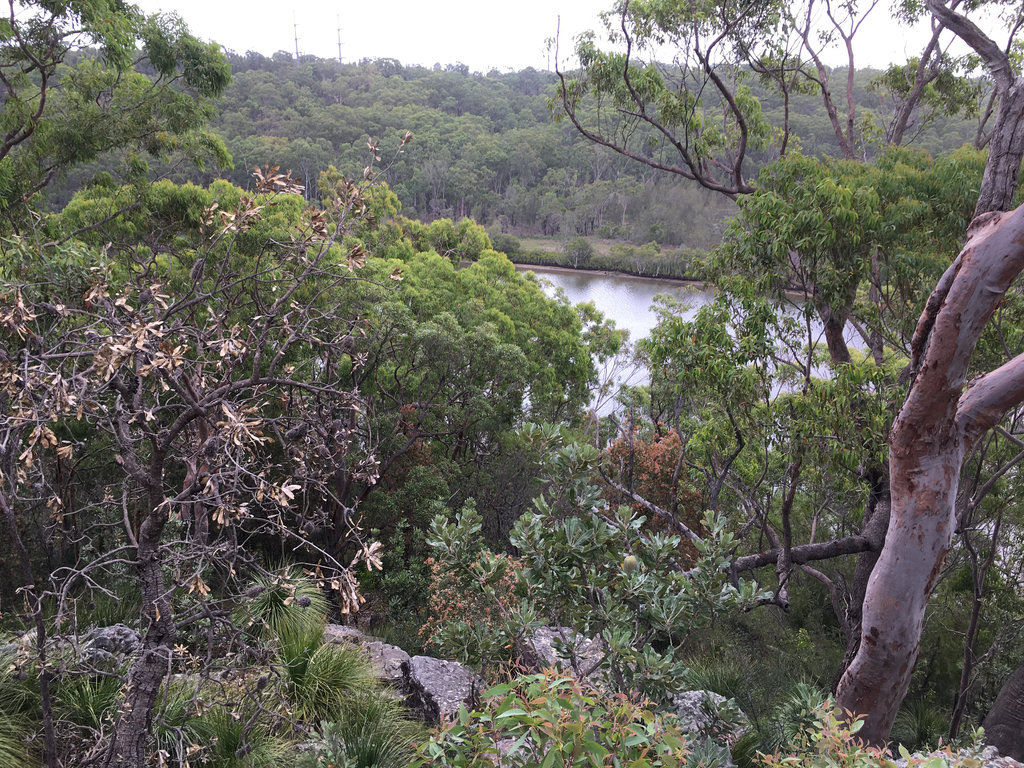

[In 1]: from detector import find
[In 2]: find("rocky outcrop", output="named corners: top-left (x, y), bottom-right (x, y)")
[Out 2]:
top-left (323, 624), bottom-right (481, 722)
top-left (983, 664), bottom-right (1024, 762)
top-left (521, 626), bottom-right (603, 678)
top-left (672, 689), bottom-right (749, 742)
top-left (323, 623), bottom-right (410, 685)
top-left (364, 640), bottom-right (411, 685)
top-left (402, 654), bottom-right (484, 724)
top-left (82, 624), bottom-right (140, 656)
top-left (322, 624), bottom-right (364, 645)
top-left (671, 689), bottom-right (750, 768)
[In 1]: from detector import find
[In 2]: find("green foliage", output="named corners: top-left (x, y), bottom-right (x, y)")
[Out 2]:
top-left (421, 501), bottom-right (525, 667)
top-left (55, 672), bottom-right (123, 733)
top-left (298, 696), bottom-right (422, 768)
top-left (759, 703), bottom-right (891, 768)
top-left (426, 423), bottom-right (765, 697)
top-left (760, 702), bottom-right (990, 768)
top-left (297, 722), bottom-right (359, 768)
top-left (563, 236), bottom-right (595, 268)
top-left (77, 582), bottom-right (142, 629)
top-left (0, 2), bottom-right (231, 224)
top-left (239, 569), bottom-right (329, 640)
top-left (751, 682), bottom-right (833, 759)
top-left (200, 705), bottom-right (290, 768)
top-left (0, 649), bottom-right (39, 767)
top-left (0, 715), bottom-right (36, 768)
top-left (152, 681), bottom-right (217, 767)
top-left (891, 699), bottom-right (949, 753)
top-left (278, 625), bottom-right (374, 723)
top-left (414, 671), bottom-right (691, 768)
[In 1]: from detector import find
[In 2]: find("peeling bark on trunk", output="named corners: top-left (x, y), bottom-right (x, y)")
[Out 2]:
top-left (837, 205), bottom-right (1024, 744)
top-left (836, 481), bottom-right (890, 686)
top-left (835, 2), bottom-right (1024, 744)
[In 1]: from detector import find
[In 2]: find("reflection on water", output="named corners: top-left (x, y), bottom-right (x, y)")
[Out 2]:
top-left (517, 265), bottom-right (713, 344)
top-left (516, 264), bottom-right (859, 415)
top-left (517, 266), bottom-right (709, 412)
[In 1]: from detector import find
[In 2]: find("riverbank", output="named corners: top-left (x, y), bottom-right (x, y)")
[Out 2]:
top-left (500, 234), bottom-right (702, 282)
top-left (513, 260), bottom-right (704, 286)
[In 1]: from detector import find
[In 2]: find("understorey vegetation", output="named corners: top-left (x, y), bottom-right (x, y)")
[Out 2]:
top-left (2, 0), bottom-right (1024, 766)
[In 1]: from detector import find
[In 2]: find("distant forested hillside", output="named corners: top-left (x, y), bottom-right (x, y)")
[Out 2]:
top-left (51, 52), bottom-right (981, 250)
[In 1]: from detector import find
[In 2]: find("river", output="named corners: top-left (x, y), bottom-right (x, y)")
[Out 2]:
top-left (516, 265), bottom-right (713, 411)
top-left (516, 265), bottom-right (713, 344)
top-left (516, 264), bottom-right (858, 413)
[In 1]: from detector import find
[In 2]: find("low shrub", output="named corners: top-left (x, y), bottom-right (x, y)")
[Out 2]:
top-left (277, 623), bottom-right (373, 723)
top-left (414, 671), bottom-right (691, 767)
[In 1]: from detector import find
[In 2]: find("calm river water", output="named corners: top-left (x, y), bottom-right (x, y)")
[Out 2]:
top-left (515, 265), bottom-right (712, 410)
top-left (516, 264), bottom-right (857, 413)
top-left (516, 265), bottom-right (713, 343)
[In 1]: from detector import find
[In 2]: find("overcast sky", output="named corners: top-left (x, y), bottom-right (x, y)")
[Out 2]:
top-left (127, 0), bottom-right (963, 73)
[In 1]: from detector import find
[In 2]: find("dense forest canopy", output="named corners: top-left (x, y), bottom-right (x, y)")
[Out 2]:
top-left (48, 50), bottom-right (982, 251)
top-left (1, 0), bottom-right (1024, 766)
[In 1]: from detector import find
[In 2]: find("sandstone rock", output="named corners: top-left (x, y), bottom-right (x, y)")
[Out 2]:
top-left (83, 624), bottom-right (140, 656)
top-left (672, 688), bottom-right (749, 767)
top-left (402, 655), bottom-right (484, 724)
top-left (321, 624), bottom-right (409, 685)
top-left (364, 640), bottom-right (410, 684)
top-left (322, 623), bottom-right (365, 645)
top-left (523, 626), bottom-right (604, 679)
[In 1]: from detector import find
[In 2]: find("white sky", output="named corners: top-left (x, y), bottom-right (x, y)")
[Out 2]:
top-left (127, 0), bottom-right (969, 73)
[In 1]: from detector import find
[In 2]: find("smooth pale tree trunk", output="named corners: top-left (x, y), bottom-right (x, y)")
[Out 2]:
top-left (835, 1), bottom-right (1024, 745)
top-left (836, 205), bottom-right (1024, 744)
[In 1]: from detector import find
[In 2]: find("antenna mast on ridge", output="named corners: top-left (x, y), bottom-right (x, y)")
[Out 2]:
top-left (293, 13), bottom-right (301, 65)
top-left (337, 15), bottom-right (343, 64)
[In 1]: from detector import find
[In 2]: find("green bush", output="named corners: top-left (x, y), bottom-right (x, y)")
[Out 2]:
top-left (891, 698), bottom-right (949, 753)
top-left (489, 231), bottom-right (522, 257)
top-left (56, 672), bottom-right (123, 733)
top-left (78, 581), bottom-right (141, 629)
top-left (563, 236), bottom-right (594, 268)
top-left (237, 568), bottom-right (328, 640)
top-left (426, 423), bottom-right (765, 697)
top-left (0, 715), bottom-right (35, 768)
top-left (200, 705), bottom-right (290, 768)
top-left (759, 704), bottom-right (890, 768)
top-left (152, 680), bottom-right (216, 766)
top-left (414, 671), bottom-right (690, 767)
top-left (0, 649), bottom-right (38, 767)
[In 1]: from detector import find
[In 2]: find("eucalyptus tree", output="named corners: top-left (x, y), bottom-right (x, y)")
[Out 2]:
top-left (0, 0), bottom-right (231, 230)
top-left (555, 0), bottom-right (1024, 744)
top-left (834, 0), bottom-right (1024, 744)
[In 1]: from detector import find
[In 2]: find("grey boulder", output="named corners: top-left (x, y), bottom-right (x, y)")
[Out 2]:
top-left (83, 624), bottom-right (141, 656)
top-left (402, 655), bottom-right (484, 724)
